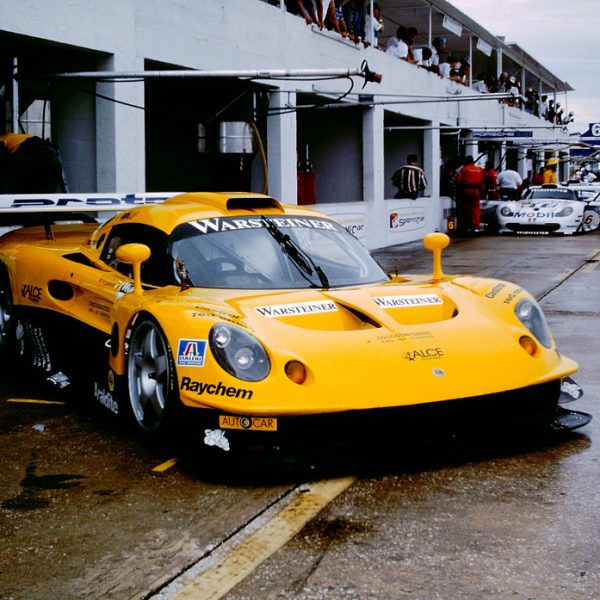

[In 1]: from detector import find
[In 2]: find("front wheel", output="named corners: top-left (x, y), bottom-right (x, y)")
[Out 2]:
top-left (126, 317), bottom-right (177, 435)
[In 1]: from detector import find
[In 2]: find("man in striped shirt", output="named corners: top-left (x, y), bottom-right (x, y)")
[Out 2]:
top-left (392, 154), bottom-right (427, 199)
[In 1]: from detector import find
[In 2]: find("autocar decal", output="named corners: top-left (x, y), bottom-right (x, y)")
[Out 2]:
top-left (373, 294), bottom-right (442, 308)
top-left (219, 415), bottom-right (278, 432)
top-left (254, 300), bottom-right (338, 318)
top-left (177, 339), bottom-right (208, 367)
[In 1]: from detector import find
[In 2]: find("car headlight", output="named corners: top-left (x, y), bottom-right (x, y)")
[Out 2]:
top-left (209, 324), bottom-right (270, 381)
top-left (555, 206), bottom-right (574, 217)
top-left (500, 206), bottom-right (513, 216)
top-left (515, 298), bottom-right (552, 349)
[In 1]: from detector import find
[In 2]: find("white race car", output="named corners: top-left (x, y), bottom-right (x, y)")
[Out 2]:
top-left (497, 185), bottom-right (600, 235)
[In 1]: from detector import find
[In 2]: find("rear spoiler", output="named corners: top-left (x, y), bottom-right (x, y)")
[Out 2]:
top-left (0, 192), bottom-right (179, 214)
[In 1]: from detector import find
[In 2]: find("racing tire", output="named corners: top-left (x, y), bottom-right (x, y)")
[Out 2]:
top-left (126, 316), bottom-right (178, 436)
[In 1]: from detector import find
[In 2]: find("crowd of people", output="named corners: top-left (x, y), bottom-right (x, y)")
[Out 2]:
top-left (274, 1), bottom-right (385, 47)
top-left (274, 1), bottom-right (574, 124)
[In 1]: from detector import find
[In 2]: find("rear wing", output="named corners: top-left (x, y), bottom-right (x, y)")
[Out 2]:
top-left (0, 192), bottom-right (178, 214)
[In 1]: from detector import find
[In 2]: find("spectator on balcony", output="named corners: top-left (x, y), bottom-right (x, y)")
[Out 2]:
top-left (343, 0), bottom-right (366, 44)
top-left (472, 72), bottom-right (488, 93)
top-left (365, 2), bottom-right (384, 49)
top-left (286, 0), bottom-right (322, 27)
top-left (430, 36), bottom-right (446, 67)
top-left (326, 0), bottom-right (349, 38)
top-left (438, 56), bottom-right (460, 79)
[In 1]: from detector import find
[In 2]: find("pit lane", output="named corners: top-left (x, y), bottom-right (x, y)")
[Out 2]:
top-left (1, 232), bottom-right (599, 600)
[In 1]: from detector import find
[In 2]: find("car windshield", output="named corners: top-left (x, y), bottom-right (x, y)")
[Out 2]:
top-left (169, 215), bottom-right (388, 289)
top-left (524, 188), bottom-right (578, 201)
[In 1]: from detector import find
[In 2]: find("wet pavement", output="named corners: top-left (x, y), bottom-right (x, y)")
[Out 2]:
top-left (1, 231), bottom-right (599, 600)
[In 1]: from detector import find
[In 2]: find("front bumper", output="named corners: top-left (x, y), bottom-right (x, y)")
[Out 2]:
top-left (180, 379), bottom-right (591, 459)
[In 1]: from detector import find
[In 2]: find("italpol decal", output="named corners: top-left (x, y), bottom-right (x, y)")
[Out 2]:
top-left (189, 216), bottom-right (337, 235)
top-left (255, 300), bottom-right (338, 318)
top-left (180, 376), bottom-right (253, 399)
top-left (177, 339), bottom-right (208, 367)
top-left (503, 287), bottom-right (523, 304)
top-left (373, 294), bottom-right (443, 308)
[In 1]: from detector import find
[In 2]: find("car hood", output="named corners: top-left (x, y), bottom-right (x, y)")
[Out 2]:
top-left (168, 278), bottom-right (577, 414)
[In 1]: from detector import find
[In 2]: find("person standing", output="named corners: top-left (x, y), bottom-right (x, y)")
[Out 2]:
top-left (482, 161), bottom-right (498, 200)
top-left (543, 157), bottom-right (559, 184)
top-left (391, 154), bottom-right (427, 199)
top-left (456, 156), bottom-right (485, 234)
top-left (496, 167), bottom-right (523, 199)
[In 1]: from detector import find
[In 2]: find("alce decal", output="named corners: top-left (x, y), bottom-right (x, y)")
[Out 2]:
top-left (21, 284), bottom-right (42, 303)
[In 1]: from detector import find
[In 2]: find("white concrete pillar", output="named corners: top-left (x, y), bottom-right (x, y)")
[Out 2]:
top-left (423, 123), bottom-right (440, 196)
top-left (363, 104), bottom-right (384, 245)
top-left (95, 54), bottom-right (145, 192)
top-left (267, 90), bottom-right (297, 203)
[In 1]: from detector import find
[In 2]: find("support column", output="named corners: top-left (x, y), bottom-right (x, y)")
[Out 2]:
top-left (423, 122), bottom-right (440, 196)
top-left (96, 54), bottom-right (145, 192)
top-left (267, 90), bottom-right (297, 203)
top-left (362, 104), bottom-right (384, 205)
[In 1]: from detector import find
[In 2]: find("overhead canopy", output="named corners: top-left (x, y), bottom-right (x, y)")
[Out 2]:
top-left (376, 0), bottom-right (572, 94)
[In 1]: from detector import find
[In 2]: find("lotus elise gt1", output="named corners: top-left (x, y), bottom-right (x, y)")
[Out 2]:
top-left (497, 184), bottom-right (600, 235)
top-left (0, 192), bottom-right (590, 456)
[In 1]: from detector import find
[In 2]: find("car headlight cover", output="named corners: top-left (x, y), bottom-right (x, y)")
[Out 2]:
top-left (555, 206), bottom-right (574, 217)
top-left (209, 324), bottom-right (270, 381)
top-left (500, 206), bottom-right (513, 216)
top-left (515, 298), bottom-right (552, 349)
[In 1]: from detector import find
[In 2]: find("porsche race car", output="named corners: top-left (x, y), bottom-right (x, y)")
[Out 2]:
top-left (497, 184), bottom-right (600, 235)
top-left (0, 192), bottom-right (590, 457)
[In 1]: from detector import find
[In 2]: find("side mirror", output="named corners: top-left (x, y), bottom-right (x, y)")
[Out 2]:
top-left (423, 232), bottom-right (450, 281)
top-left (116, 243), bottom-right (151, 296)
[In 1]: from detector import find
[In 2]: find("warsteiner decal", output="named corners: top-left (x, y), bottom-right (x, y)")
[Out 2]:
top-left (181, 377), bottom-right (253, 399)
top-left (177, 339), bottom-right (208, 367)
top-left (189, 216), bottom-right (337, 235)
top-left (255, 300), bottom-right (338, 318)
top-left (373, 294), bottom-right (442, 308)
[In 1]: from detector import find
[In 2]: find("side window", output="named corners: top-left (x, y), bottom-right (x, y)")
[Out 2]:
top-left (100, 224), bottom-right (174, 286)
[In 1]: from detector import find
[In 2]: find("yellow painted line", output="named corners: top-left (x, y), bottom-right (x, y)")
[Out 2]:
top-left (581, 261), bottom-right (599, 273)
top-left (152, 457), bottom-right (178, 472)
top-left (173, 476), bottom-right (356, 600)
top-left (551, 269), bottom-right (573, 282)
top-left (7, 398), bottom-right (66, 406)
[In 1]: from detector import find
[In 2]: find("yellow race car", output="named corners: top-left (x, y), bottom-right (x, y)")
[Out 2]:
top-left (0, 192), bottom-right (590, 457)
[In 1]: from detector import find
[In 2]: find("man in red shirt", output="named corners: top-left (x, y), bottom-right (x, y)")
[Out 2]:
top-left (456, 155), bottom-right (485, 234)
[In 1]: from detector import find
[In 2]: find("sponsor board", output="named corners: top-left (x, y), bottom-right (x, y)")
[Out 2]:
top-left (177, 339), bottom-right (208, 367)
top-left (255, 300), bottom-right (338, 318)
top-left (389, 207), bottom-right (427, 232)
top-left (219, 415), bottom-right (278, 432)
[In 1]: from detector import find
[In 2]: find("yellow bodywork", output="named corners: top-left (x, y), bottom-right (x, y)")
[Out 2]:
top-left (0, 192), bottom-right (577, 418)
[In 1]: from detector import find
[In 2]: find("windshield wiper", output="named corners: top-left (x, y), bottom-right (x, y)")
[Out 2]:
top-left (261, 217), bottom-right (329, 289)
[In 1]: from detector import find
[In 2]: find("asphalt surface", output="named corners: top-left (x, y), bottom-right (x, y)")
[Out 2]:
top-left (1, 231), bottom-right (599, 600)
